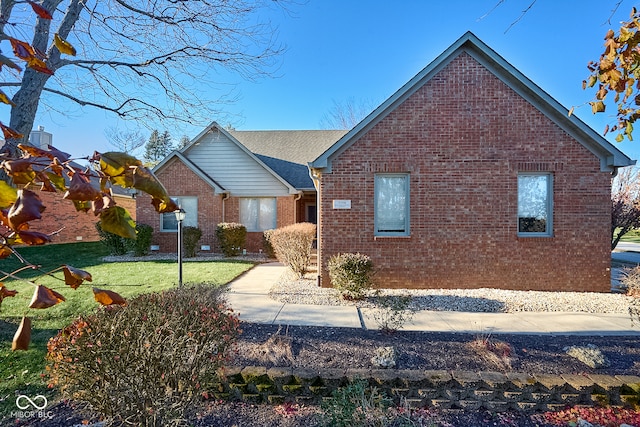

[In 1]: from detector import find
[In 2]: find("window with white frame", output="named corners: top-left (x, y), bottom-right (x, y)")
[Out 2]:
top-left (374, 174), bottom-right (410, 236)
top-left (239, 198), bottom-right (277, 232)
top-left (160, 197), bottom-right (198, 231)
top-left (517, 173), bottom-right (553, 236)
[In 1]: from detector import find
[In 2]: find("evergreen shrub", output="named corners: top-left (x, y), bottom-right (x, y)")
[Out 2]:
top-left (328, 253), bottom-right (374, 300)
top-left (183, 226), bottom-right (202, 258)
top-left (215, 223), bottom-right (246, 257)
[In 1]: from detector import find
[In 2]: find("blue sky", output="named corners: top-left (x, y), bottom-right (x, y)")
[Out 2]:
top-left (28, 1), bottom-right (640, 162)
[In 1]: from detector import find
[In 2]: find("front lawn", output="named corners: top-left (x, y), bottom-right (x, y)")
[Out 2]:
top-left (0, 241), bottom-right (254, 416)
top-left (620, 229), bottom-right (640, 244)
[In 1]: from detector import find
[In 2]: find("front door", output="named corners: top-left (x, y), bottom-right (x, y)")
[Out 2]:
top-left (305, 203), bottom-right (317, 224)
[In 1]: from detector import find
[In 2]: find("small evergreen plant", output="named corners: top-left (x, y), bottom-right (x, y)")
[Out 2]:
top-left (183, 226), bottom-right (202, 258)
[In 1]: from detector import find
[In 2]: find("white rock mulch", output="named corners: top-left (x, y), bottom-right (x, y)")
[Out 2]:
top-left (269, 271), bottom-right (635, 314)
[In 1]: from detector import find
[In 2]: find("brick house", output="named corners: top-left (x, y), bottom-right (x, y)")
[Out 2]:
top-left (309, 32), bottom-right (633, 292)
top-left (7, 127), bottom-right (137, 244)
top-left (138, 32), bottom-right (633, 292)
top-left (135, 126), bottom-right (345, 253)
top-left (32, 189), bottom-right (136, 244)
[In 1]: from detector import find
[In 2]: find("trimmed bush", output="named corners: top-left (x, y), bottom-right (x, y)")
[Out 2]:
top-left (47, 285), bottom-right (240, 427)
top-left (262, 229), bottom-right (276, 258)
top-left (183, 226), bottom-right (202, 258)
top-left (328, 253), bottom-right (374, 300)
top-left (96, 221), bottom-right (129, 255)
top-left (216, 222), bottom-right (246, 257)
top-left (133, 223), bottom-right (153, 257)
top-left (266, 222), bottom-right (316, 278)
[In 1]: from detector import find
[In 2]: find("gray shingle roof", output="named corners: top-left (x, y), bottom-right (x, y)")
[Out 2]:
top-left (229, 130), bottom-right (347, 164)
top-left (229, 130), bottom-right (347, 190)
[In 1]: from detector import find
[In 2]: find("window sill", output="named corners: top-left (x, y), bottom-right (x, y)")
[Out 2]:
top-left (517, 234), bottom-right (554, 240)
top-left (374, 235), bottom-right (411, 240)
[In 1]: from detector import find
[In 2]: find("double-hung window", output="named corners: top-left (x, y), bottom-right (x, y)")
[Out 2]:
top-left (239, 198), bottom-right (277, 231)
top-left (517, 173), bottom-right (553, 236)
top-left (374, 174), bottom-right (410, 236)
top-left (160, 196), bottom-right (198, 231)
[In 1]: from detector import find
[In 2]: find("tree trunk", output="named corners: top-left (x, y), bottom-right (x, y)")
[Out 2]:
top-left (4, 0), bottom-right (83, 156)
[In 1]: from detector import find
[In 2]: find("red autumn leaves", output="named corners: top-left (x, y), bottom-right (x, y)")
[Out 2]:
top-left (0, 146), bottom-right (178, 352)
top-left (8, 266), bottom-right (127, 351)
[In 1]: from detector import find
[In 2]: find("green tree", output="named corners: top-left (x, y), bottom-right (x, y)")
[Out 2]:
top-left (177, 135), bottom-right (191, 150)
top-left (144, 129), bottom-right (173, 164)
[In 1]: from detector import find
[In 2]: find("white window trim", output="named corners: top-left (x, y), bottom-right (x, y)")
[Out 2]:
top-left (160, 196), bottom-right (198, 232)
top-left (374, 173), bottom-right (410, 237)
top-left (517, 173), bottom-right (553, 237)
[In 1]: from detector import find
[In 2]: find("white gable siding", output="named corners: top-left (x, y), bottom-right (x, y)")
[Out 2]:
top-left (184, 130), bottom-right (291, 196)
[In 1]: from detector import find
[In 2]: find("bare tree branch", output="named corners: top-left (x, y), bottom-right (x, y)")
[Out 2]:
top-left (606, 0), bottom-right (625, 24)
top-left (504, 0), bottom-right (537, 34)
top-left (0, 0), bottom-right (289, 150)
top-left (477, 0), bottom-right (538, 33)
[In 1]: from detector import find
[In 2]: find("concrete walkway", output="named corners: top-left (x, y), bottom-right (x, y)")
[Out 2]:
top-left (226, 262), bottom-right (640, 337)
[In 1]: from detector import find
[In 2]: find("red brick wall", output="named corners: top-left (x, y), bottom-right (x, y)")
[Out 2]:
top-left (136, 158), bottom-right (222, 253)
top-left (318, 52), bottom-right (612, 292)
top-left (28, 191), bottom-right (136, 244)
top-left (136, 158), bottom-right (299, 253)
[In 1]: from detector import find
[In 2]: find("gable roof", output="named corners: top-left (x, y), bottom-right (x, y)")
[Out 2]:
top-left (310, 31), bottom-right (635, 173)
top-left (153, 150), bottom-right (226, 193)
top-left (180, 122), bottom-right (300, 194)
top-left (229, 130), bottom-right (347, 190)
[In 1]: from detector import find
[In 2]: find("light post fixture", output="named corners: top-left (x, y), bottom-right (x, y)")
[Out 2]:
top-left (175, 208), bottom-right (186, 287)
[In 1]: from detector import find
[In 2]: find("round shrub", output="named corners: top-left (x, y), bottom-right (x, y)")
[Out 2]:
top-left (96, 221), bottom-right (129, 255)
top-left (262, 229), bottom-right (276, 258)
top-left (183, 226), bottom-right (203, 258)
top-left (216, 222), bottom-right (246, 257)
top-left (133, 223), bottom-right (154, 257)
top-left (47, 285), bottom-right (240, 427)
top-left (328, 253), bottom-right (374, 300)
top-left (265, 222), bottom-right (316, 278)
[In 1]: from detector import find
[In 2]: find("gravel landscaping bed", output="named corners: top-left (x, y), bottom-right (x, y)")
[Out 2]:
top-left (269, 271), bottom-right (634, 314)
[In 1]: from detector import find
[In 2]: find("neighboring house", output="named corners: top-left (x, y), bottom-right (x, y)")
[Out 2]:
top-left (138, 32), bottom-right (634, 292)
top-left (135, 126), bottom-right (346, 253)
top-left (8, 128), bottom-right (137, 244)
top-left (32, 188), bottom-right (136, 244)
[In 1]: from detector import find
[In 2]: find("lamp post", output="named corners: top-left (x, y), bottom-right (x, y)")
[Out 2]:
top-left (175, 208), bottom-right (186, 287)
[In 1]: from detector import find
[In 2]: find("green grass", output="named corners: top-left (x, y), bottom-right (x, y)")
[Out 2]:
top-left (620, 229), bottom-right (640, 244)
top-left (0, 242), bottom-right (254, 417)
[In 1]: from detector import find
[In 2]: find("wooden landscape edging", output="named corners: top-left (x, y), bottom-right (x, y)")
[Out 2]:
top-left (216, 366), bottom-right (640, 411)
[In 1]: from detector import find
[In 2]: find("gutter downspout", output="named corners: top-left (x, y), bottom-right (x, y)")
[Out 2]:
top-left (221, 191), bottom-right (230, 222)
top-left (308, 167), bottom-right (322, 287)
